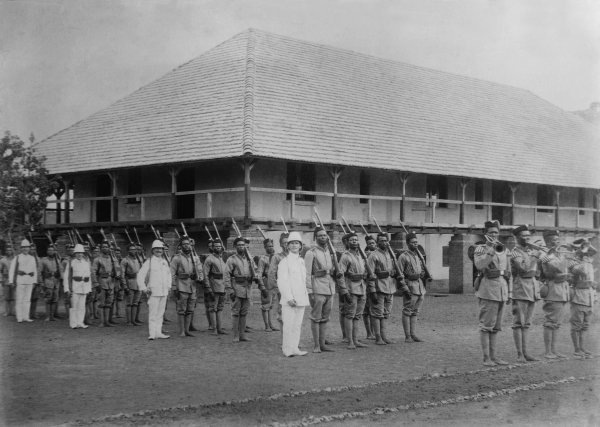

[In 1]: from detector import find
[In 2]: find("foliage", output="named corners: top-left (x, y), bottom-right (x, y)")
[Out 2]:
top-left (0, 131), bottom-right (57, 238)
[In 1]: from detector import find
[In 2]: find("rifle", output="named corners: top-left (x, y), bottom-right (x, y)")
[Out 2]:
top-left (371, 217), bottom-right (404, 284)
top-left (338, 220), bottom-right (348, 235)
top-left (212, 221), bottom-right (224, 248)
top-left (256, 225), bottom-right (268, 240)
top-left (180, 222), bottom-right (201, 283)
top-left (45, 231), bottom-right (63, 280)
top-left (133, 227), bottom-right (146, 262)
top-left (74, 228), bottom-right (85, 245)
top-left (231, 218), bottom-right (262, 289)
top-left (28, 231), bottom-right (40, 270)
top-left (313, 209), bottom-right (342, 280)
top-left (341, 217), bottom-right (375, 279)
top-left (124, 229), bottom-right (143, 265)
top-left (280, 216), bottom-right (289, 234)
top-left (397, 219), bottom-right (433, 282)
top-left (204, 225), bottom-right (214, 241)
top-left (66, 230), bottom-right (75, 247)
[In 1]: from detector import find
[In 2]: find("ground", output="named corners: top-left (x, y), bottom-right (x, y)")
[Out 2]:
top-left (0, 291), bottom-right (598, 426)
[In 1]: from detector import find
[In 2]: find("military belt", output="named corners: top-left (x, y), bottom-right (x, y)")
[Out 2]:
top-left (73, 277), bottom-right (90, 282)
top-left (125, 273), bottom-right (137, 279)
top-left (98, 273), bottom-right (110, 279)
top-left (313, 269), bottom-right (331, 278)
top-left (519, 271), bottom-right (536, 279)
top-left (345, 273), bottom-right (364, 282)
top-left (375, 271), bottom-right (390, 279)
top-left (234, 276), bottom-right (251, 283)
top-left (405, 273), bottom-right (421, 281)
top-left (17, 271), bottom-right (34, 277)
top-left (177, 273), bottom-right (191, 280)
top-left (209, 273), bottom-right (223, 279)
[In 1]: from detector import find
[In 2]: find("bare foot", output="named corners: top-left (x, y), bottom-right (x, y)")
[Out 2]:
top-left (347, 344), bottom-right (356, 350)
top-left (491, 358), bottom-right (509, 366)
top-left (524, 354), bottom-right (540, 361)
top-left (483, 360), bottom-right (496, 367)
top-left (375, 339), bottom-right (387, 345)
top-left (516, 355), bottom-right (527, 363)
top-left (553, 352), bottom-right (567, 359)
top-left (544, 353), bottom-right (558, 359)
top-left (405, 337), bottom-right (414, 343)
top-left (313, 347), bottom-right (322, 353)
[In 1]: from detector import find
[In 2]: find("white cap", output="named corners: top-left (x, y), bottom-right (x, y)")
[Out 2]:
top-left (20, 239), bottom-right (31, 247)
top-left (151, 240), bottom-right (164, 249)
top-left (73, 244), bottom-right (85, 253)
top-left (287, 232), bottom-right (302, 245)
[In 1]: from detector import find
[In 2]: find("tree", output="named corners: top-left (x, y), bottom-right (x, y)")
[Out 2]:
top-left (0, 131), bottom-right (56, 239)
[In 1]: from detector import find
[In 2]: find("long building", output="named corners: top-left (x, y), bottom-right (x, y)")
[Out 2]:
top-left (35, 29), bottom-right (600, 293)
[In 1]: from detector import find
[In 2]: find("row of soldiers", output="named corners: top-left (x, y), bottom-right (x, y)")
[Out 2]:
top-left (473, 221), bottom-right (597, 365)
top-left (0, 226), bottom-right (431, 348)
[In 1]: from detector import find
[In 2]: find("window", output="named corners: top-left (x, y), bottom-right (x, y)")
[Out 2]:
top-left (286, 162), bottom-right (316, 202)
top-left (127, 169), bottom-right (142, 204)
top-left (578, 188), bottom-right (586, 215)
top-left (474, 180), bottom-right (483, 209)
top-left (359, 170), bottom-right (370, 204)
top-left (426, 175), bottom-right (448, 208)
top-left (537, 185), bottom-right (554, 213)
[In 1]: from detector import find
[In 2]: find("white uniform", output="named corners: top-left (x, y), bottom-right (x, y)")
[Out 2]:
top-left (137, 255), bottom-right (172, 339)
top-left (8, 254), bottom-right (38, 322)
top-left (277, 252), bottom-right (309, 356)
top-left (63, 258), bottom-right (92, 328)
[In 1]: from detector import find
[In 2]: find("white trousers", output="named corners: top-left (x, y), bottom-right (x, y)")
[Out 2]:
top-left (148, 296), bottom-right (167, 339)
top-left (69, 293), bottom-right (87, 328)
top-left (281, 305), bottom-right (305, 356)
top-left (15, 284), bottom-right (33, 322)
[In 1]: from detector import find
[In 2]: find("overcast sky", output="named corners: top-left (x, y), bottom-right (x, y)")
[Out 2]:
top-left (1, 0), bottom-right (599, 142)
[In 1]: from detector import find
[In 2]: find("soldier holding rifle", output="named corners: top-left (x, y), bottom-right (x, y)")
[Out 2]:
top-left (28, 238), bottom-right (41, 319)
top-left (39, 241), bottom-right (63, 322)
top-left (170, 236), bottom-right (202, 337)
top-left (203, 237), bottom-right (229, 335)
top-left (121, 243), bottom-right (143, 326)
top-left (257, 227), bottom-right (280, 332)
top-left (91, 240), bottom-right (118, 327)
top-left (1, 242), bottom-right (16, 317)
top-left (398, 233), bottom-right (428, 343)
top-left (304, 217), bottom-right (342, 353)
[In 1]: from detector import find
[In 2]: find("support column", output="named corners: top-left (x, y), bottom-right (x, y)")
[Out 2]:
top-left (448, 233), bottom-right (478, 294)
top-left (169, 167), bottom-right (181, 220)
top-left (64, 179), bottom-right (71, 224)
top-left (594, 192), bottom-right (600, 229)
top-left (53, 180), bottom-right (66, 225)
top-left (108, 172), bottom-right (119, 222)
top-left (240, 157), bottom-right (257, 221)
top-left (329, 166), bottom-right (344, 220)
top-left (459, 179), bottom-right (470, 224)
top-left (398, 173), bottom-right (411, 222)
top-left (509, 183), bottom-right (520, 226)
top-left (554, 187), bottom-right (561, 228)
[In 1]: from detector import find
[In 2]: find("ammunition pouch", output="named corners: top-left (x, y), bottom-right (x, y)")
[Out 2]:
top-left (17, 271), bottom-right (34, 277)
top-left (209, 273), bottom-right (223, 280)
top-left (98, 273), bottom-right (110, 279)
top-left (54, 272), bottom-right (61, 279)
top-left (375, 271), bottom-right (390, 279)
top-left (575, 281), bottom-right (593, 290)
top-left (177, 273), bottom-right (191, 280)
top-left (125, 273), bottom-right (137, 279)
top-left (73, 277), bottom-right (90, 283)
top-left (519, 270), bottom-right (536, 279)
top-left (483, 269), bottom-right (510, 280)
top-left (553, 273), bottom-right (571, 283)
top-left (345, 273), bottom-right (364, 282)
top-left (405, 273), bottom-right (421, 281)
top-left (313, 269), bottom-right (331, 278)
top-left (234, 276), bottom-right (251, 284)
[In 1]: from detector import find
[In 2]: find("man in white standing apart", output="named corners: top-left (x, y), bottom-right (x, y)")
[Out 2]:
top-left (8, 239), bottom-right (37, 323)
top-left (137, 240), bottom-right (171, 340)
top-left (277, 232), bottom-right (309, 357)
top-left (63, 244), bottom-right (92, 329)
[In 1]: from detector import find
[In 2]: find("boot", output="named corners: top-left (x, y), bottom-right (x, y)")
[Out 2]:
top-left (373, 318), bottom-right (386, 345)
top-left (188, 312), bottom-right (199, 332)
top-left (489, 332), bottom-right (508, 365)
top-left (239, 315), bottom-right (251, 341)
top-left (45, 303), bottom-right (52, 321)
top-left (380, 319), bottom-right (395, 344)
top-left (311, 321), bottom-right (321, 353)
top-left (216, 312), bottom-right (228, 334)
top-left (232, 316), bottom-right (240, 342)
top-left (409, 316), bottom-right (422, 342)
top-left (125, 305), bottom-right (133, 326)
top-left (108, 306), bottom-right (118, 325)
top-left (262, 310), bottom-right (272, 331)
top-left (353, 320), bottom-right (368, 348)
top-left (319, 322), bottom-right (334, 351)
top-left (268, 312), bottom-right (280, 331)
top-left (178, 314), bottom-right (186, 337)
top-left (210, 312), bottom-right (218, 335)
top-left (184, 314), bottom-right (195, 337)
top-left (344, 317), bottom-right (355, 349)
top-left (134, 304), bottom-right (143, 325)
top-left (402, 315), bottom-right (412, 342)
top-left (513, 328), bottom-right (525, 362)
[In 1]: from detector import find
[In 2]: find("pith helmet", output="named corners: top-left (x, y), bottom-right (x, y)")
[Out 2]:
top-left (151, 240), bottom-right (164, 249)
top-left (287, 232), bottom-right (302, 245)
top-left (73, 244), bottom-right (85, 253)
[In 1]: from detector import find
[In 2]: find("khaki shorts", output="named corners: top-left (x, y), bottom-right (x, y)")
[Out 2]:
top-left (478, 298), bottom-right (504, 333)
top-left (175, 291), bottom-right (197, 315)
top-left (97, 288), bottom-right (114, 308)
top-left (309, 293), bottom-right (333, 323)
top-left (369, 292), bottom-right (393, 319)
top-left (3, 284), bottom-right (15, 302)
top-left (208, 292), bottom-right (226, 313)
top-left (231, 296), bottom-right (251, 317)
top-left (44, 286), bottom-right (59, 304)
top-left (511, 299), bottom-right (535, 329)
top-left (343, 293), bottom-right (367, 321)
top-left (261, 288), bottom-right (279, 312)
top-left (125, 289), bottom-right (142, 306)
top-left (542, 301), bottom-right (566, 330)
top-left (402, 293), bottom-right (424, 317)
top-left (570, 303), bottom-right (592, 332)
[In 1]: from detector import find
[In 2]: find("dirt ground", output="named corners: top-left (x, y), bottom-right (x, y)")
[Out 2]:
top-left (1, 293), bottom-right (598, 426)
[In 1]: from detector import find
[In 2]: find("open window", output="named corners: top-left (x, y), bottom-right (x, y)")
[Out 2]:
top-left (286, 162), bottom-right (316, 202)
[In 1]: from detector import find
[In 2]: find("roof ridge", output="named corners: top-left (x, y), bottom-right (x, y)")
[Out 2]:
top-left (241, 29), bottom-right (257, 155)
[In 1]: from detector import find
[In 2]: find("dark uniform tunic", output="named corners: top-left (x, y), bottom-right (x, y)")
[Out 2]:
top-left (40, 256), bottom-right (63, 304)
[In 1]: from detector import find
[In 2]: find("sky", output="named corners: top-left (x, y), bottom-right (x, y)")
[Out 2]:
top-left (1, 0), bottom-right (599, 142)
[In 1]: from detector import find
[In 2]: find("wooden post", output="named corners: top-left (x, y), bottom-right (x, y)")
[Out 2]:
top-left (240, 157), bottom-right (257, 220)
top-left (53, 181), bottom-right (65, 225)
top-left (108, 172), bottom-right (119, 222)
top-left (290, 192), bottom-right (296, 219)
top-left (594, 192), bottom-right (600, 229)
top-left (367, 198), bottom-right (372, 221)
top-left (64, 179), bottom-right (71, 224)
top-left (206, 192), bottom-right (213, 218)
top-left (509, 183), bottom-right (519, 226)
top-left (398, 173), bottom-right (411, 222)
top-left (554, 187), bottom-right (561, 228)
top-left (459, 179), bottom-right (470, 224)
top-left (329, 166), bottom-right (344, 220)
top-left (486, 203), bottom-right (492, 221)
top-left (169, 167), bottom-right (181, 220)
top-left (140, 197), bottom-right (146, 221)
